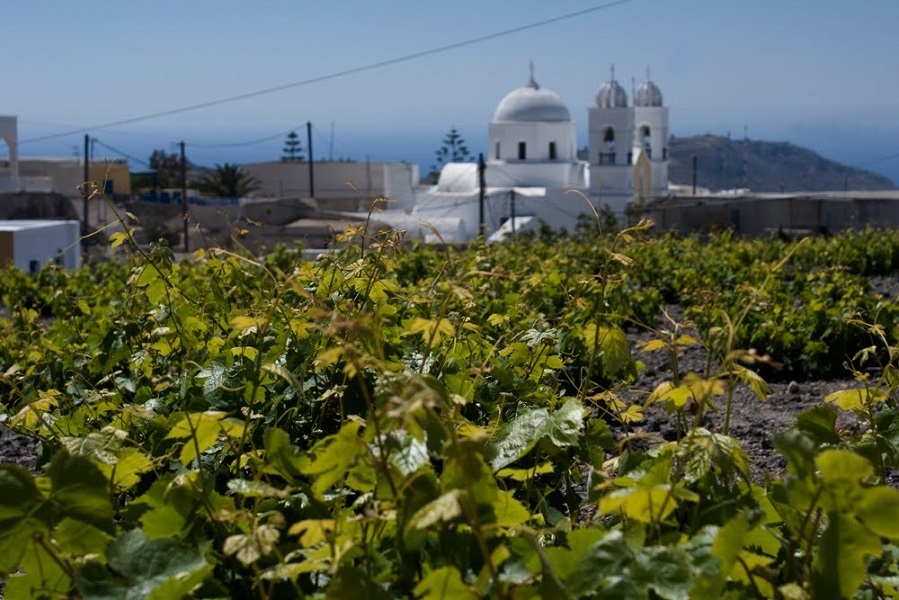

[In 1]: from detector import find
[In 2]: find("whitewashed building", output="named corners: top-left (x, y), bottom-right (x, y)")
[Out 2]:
top-left (0, 220), bottom-right (81, 272)
top-left (372, 66), bottom-right (670, 243)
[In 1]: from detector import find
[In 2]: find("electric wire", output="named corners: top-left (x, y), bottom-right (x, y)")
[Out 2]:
top-left (20, 0), bottom-right (633, 144)
top-left (92, 139), bottom-right (152, 169)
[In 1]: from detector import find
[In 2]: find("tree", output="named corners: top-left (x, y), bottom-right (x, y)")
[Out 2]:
top-left (197, 163), bottom-right (261, 198)
top-left (428, 127), bottom-right (471, 183)
top-left (149, 149), bottom-right (191, 189)
top-left (282, 130), bottom-right (304, 161)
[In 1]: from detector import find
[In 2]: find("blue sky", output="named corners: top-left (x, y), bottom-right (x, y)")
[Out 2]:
top-left (4, 0), bottom-right (899, 184)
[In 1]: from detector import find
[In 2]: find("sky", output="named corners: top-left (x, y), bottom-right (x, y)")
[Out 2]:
top-left (4, 0), bottom-right (899, 184)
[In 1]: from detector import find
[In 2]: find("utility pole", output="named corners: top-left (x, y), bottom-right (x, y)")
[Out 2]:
top-left (478, 153), bottom-right (486, 237)
top-left (83, 134), bottom-right (90, 230)
top-left (180, 141), bottom-right (188, 253)
top-left (692, 155), bottom-right (697, 196)
top-left (306, 121), bottom-right (315, 198)
top-left (510, 189), bottom-right (516, 236)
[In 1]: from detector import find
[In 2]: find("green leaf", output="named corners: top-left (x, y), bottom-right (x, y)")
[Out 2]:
top-left (76, 529), bottom-right (209, 600)
top-left (491, 407), bottom-right (551, 472)
top-left (165, 411), bottom-right (227, 467)
top-left (414, 566), bottom-right (477, 599)
top-left (406, 317), bottom-right (455, 345)
top-left (816, 449), bottom-right (874, 485)
top-left (222, 525), bottom-right (280, 565)
top-left (564, 530), bottom-right (632, 596)
top-left (812, 511), bottom-right (883, 599)
top-left (109, 231), bottom-right (128, 248)
top-left (491, 489), bottom-right (533, 526)
top-left (0, 465), bottom-right (41, 521)
top-left (491, 399), bottom-right (584, 471)
top-left (825, 387), bottom-right (885, 412)
top-left (632, 546), bottom-right (692, 600)
top-left (301, 420), bottom-right (365, 497)
top-left (773, 429), bottom-right (819, 478)
top-left (53, 518), bottom-right (114, 555)
top-left (226, 479), bottom-right (290, 499)
top-left (0, 517), bottom-right (46, 575)
top-left (734, 364), bottom-right (770, 401)
top-left (97, 448), bottom-right (155, 490)
top-left (407, 489), bottom-right (464, 531)
top-left (48, 451), bottom-right (114, 534)
top-left (546, 398), bottom-right (586, 447)
top-left (61, 427), bottom-right (128, 464)
top-left (856, 487), bottom-right (899, 539)
top-left (794, 405), bottom-right (841, 446)
top-left (584, 325), bottom-right (633, 379)
top-left (600, 485), bottom-right (681, 524)
top-left (691, 512), bottom-right (750, 597)
top-left (326, 564), bottom-right (392, 600)
top-left (642, 338), bottom-right (667, 352)
top-left (263, 427), bottom-right (305, 483)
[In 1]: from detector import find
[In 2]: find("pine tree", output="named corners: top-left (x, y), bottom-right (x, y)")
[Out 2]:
top-left (282, 131), bottom-right (304, 161)
top-left (428, 127), bottom-right (470, 183)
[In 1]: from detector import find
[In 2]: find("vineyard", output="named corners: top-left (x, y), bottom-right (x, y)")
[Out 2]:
top-left (2, 215), bottom-right (899, 599)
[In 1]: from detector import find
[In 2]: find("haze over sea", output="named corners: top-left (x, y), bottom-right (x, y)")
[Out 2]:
top-left (5, 1), bottom-right (898, 186)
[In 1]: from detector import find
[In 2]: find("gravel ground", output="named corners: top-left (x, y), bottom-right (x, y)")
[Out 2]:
top-left (620, 306), bottom-right (866, 484)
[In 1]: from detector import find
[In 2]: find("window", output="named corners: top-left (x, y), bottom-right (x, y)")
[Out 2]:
top-left (640, 126), bottom-right (652, 159)
top-left (518, 142), bottom-right (526, 160)
top-left (548, 142), bottom-right (557, 160)
top-left (495, 142), bottom-right (500, 160)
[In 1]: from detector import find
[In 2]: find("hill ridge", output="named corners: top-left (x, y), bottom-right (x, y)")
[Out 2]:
top-left (668, 134), bottom-right (895, 193)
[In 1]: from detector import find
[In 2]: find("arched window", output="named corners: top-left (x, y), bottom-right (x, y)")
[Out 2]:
top-left (599, 127), bottom-right (616, 164)
top-left (0, 137), bottom-right (10, 170)
top-left (640, 125), bottom-right (652, 159)
top-left (518, 142), bottom-right (526, 160)
top-left (495, 142), bottom-right (500, 160)
top-left (0, 137), bottom-right (13, 185)
top-left (548, 142), bottom-right (557, 161)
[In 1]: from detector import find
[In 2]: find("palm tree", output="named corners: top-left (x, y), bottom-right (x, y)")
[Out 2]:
top-left (198, 163), bottom-right (261, 198)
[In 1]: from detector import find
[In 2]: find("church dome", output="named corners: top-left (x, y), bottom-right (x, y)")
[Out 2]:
top-left (493, 71), bottom-right (571, 122)
top-left (596, 79), bottom-right (628, 108)
top-left (635, 79), bottom-right (663, 107)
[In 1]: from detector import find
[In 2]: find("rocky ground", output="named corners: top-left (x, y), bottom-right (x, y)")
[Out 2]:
top-left (622, 306), bottom-right (868, 484)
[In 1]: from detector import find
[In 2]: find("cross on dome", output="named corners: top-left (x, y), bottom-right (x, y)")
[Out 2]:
top-left (527, 60), bottom-right (540, 89)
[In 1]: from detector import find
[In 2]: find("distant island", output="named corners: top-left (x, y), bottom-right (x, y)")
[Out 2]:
top-left (668, 134), bottom-right (895, 193)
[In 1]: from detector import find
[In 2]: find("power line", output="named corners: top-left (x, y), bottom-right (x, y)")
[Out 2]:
top-left (187, 128), bottom-right (302, 148)
top-left (92, 139), bottom-right (152, 169)
top-left (21, 0), bottom-right (633, 144)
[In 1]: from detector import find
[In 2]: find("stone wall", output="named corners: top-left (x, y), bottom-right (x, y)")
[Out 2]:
top-left (0, 192), bottom-right (80, 221)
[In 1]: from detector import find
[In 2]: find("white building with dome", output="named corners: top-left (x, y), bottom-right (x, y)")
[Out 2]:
top-left (369, 65), bottom-right (669, 243)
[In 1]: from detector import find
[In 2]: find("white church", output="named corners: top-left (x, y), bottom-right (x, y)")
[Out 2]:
top-left (375, 65), bottom-right (670, 243)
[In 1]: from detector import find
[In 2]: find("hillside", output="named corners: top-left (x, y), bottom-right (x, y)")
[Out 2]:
top-left (668, 134), bottom-right (895, 192)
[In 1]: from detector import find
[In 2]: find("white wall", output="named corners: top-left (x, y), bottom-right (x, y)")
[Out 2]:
top-left (244, 161), bottom-right (418, 204)
top-left (489, 121), bottom-right (577, 164)
top-left (0, 220), bottom-right (81, 271)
